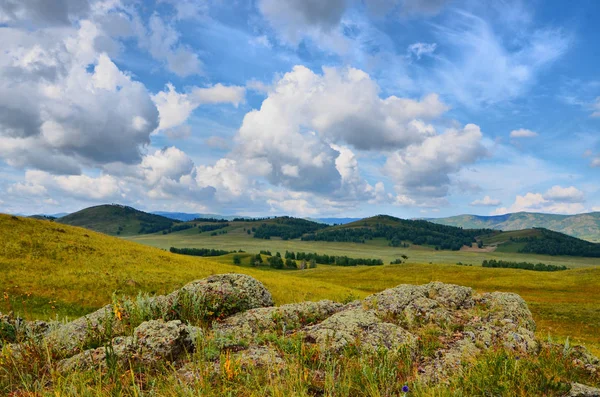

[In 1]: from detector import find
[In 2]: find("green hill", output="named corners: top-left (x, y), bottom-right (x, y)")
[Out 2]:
top-left (57, 204), bottom-right (178, 236)
top-left (429, 212), bottom-right (600, 242)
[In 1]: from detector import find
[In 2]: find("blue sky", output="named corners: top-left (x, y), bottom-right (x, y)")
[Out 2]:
top-left (0, 0), bottom-right (599, 218)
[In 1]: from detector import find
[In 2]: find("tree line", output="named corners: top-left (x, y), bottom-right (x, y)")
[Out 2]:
top-left (482, 259), bottom-right (567, 272)
top-left (199, 223), bottom-right (229, 233)
top-left (301, 216), bottom-right (490, 251)
top-left (252, 217), bottom-right (328, 240)
top-left (283, 251), bottom-right (384, 266)
top-left (169, 247), bottom-right (235, 257)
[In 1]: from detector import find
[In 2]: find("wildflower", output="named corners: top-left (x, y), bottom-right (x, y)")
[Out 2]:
top-left (402, 385), bottom-right (410, 393)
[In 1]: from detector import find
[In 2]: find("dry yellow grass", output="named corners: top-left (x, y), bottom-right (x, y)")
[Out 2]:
top-left (0, 214), bottom-right (357, 319)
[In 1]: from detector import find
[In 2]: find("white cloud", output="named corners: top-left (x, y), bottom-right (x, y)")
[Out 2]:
top-left (471, 196), bottom-right (501, 207)
top-left (494, 185), bottom-right (586, 215)
top-left (152, 83), bottom-right (246, 135)
top-left (233, 65), bottom-right (449, 196)
top-left (133, 13), bottom-right (202, 77)
top-left (407, 42), bottom-right (437, 59)
top-left (592, 157), bottom-right (600, 168)
top-left (543, 185), bottom-right (585, 203)
top-left (510, 128), bottom-right (538, 138)
top-left (0, 20), bottom-right (159, 174)
top-left (430, 11), bottom-right (570, 106)
top-left (12, 170), bottom-right (122, 201)
top-left (385, 124), bottom-right (488, 201)
top-left (192, 84), bottom-right (246, 107)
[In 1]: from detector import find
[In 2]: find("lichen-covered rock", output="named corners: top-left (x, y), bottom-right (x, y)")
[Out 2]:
top-left (234, 346), bottom-right (285, 370)
top-left (424, 282), bottom-right (475, 310)
top-left (566, 383), bottom-right (600, 397)
top-left (45, 305), bottom-right (125, 357)
top-left (159, 273), bottom-right (274, 323)
top-left (479, 292), bottom-right (536, 331)
top-left (302, 308), bottom-right (416, 353)
top-left (213, 300), bottom-right (342, 346)
top-left (358, 282), bottom-right (473, 328)
top-left (58, 320), bottom-right (193, 372)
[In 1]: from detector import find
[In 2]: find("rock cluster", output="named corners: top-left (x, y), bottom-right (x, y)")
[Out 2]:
top-left (3, 273), bottom-right (599, 395)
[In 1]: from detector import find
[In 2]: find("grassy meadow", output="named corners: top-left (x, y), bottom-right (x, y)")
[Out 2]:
top-left (1, 214), bottom-right (600, 355)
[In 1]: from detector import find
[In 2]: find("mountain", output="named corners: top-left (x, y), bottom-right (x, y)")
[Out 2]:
top-left (428, 212), bottom-right (600, 242)
top-left (57, 204), bottom-right (179, 236)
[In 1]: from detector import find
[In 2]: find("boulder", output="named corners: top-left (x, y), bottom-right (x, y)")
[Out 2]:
top-left (58, 319), bottom-right (193, 372)
top-left (213, 300), bottom-right (342, 346)
top-left (45, 305), bottom-right (125, 357)
top-left (302, 308), bottom-right (417, 353)
top-left (159, 273), bottom-right (274, 322)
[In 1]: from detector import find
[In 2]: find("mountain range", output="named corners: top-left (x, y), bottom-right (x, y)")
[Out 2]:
top-left (10, 206), bottom-right (600, 242)
top-left (427, 212), bottom-right (600, 243)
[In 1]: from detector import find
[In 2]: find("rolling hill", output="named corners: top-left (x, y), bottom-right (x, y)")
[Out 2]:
top-left (57, 204), bottom-right (179, 236)
top-left (429, 212), bottom-right (600, 242)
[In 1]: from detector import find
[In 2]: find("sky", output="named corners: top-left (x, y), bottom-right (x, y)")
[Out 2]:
top-left (0, 0), bottom-right (599, 218)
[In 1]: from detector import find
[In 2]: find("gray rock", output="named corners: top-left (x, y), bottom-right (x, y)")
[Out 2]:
top-left (566, 383), bottom-right (600, 397)
top-left (159, 273), bottom-right (274, 323)
top-left (213, 300), bottom-right (342, 346)
top-left (58, 319), bottom-right (193, 372)
top-left (45, 305), bottom-right (125, 357)
top-left (302, 308), bottom-right (416, 353)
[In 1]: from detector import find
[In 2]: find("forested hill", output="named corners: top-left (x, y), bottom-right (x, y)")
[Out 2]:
top-left (57, 204), bottom-right (178, 236)
top-left (251, 216), bottom-right (329, 240)
top-left (301, 215), bottom-right (493, 250)
top-left (428, 212), bottom-right (600, 243)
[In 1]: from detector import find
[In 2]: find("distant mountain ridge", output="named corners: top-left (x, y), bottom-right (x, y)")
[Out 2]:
top-left (428, 212), bottom-right (600, 243)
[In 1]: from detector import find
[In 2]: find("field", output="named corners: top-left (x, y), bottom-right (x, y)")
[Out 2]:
top-left (1, 214), bottom-right (599, 356)
top-left (127, 223), bottom-right (600, 269)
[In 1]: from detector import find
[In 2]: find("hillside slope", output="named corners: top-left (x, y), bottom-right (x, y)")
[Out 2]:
top-left (430, 212), bottom-right (600, 242)
top-left (0, 214), bottom-right (356, 319)
top-left (57, 204), bottom-right (178, 236)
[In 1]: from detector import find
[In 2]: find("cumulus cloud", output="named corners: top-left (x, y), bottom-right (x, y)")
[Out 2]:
top-left (471, 196), bottom-right (501, 207)
top-left (543, 185), bottom-right (585, 203)
top-left (384, 124), bottom-right (488, 201)
top-left (0, 22), bottom-right (159, 174)
top-left (493, 185), bottom-right (586, 215)
top-left (510, 128), bottom-right (538, 138)
top-left (233, 65), bottom-right (448, 196)
top-left (13, 170), bottom-right (122, 201)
